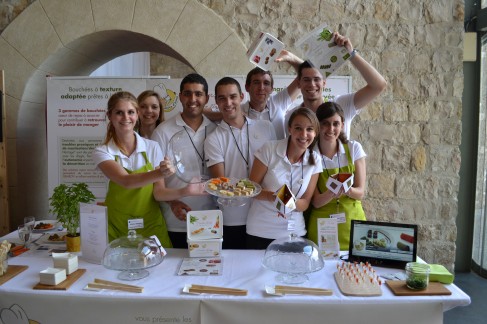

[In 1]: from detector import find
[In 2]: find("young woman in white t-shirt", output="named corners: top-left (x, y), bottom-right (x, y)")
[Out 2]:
top-left (246, 108), bottom-right (322, 249)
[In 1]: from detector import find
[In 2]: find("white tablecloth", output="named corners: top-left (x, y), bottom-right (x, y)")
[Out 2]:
top-left (0, 232), bottom-right (470, 324)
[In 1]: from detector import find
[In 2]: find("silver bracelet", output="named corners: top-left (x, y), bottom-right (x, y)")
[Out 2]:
top-left (350, 49), bottom-right (359, 59)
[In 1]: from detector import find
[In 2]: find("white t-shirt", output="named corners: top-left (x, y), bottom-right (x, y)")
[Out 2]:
top-left (150, 114), bottom-right (217, 232)
top-left (92, 131), bottom-right (162, 171)
top-left (318, 140), bottom-right (367, 169)
top-left (241, 89), bottom-right (292, 140)
top-left (204, 117), bottom-right (276, 226)
top-left (246, 139), bottom-right (322, 239)
top-left (285, 93), bottom-right (358, 139)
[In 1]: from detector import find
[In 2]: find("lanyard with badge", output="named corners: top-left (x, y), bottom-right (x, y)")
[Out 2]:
top-left (286, 160), bottom-right (304, 231)
top-left (321, 144), bottom-right (347, 224)
top-left (227, 118), bottom-right (250, 175)
top-left (182, 125), bottom-right (208, 173)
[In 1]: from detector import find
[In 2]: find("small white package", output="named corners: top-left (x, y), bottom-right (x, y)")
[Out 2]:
top-left (326, 173), bottom-right (354, 195)
top-left (274, 184), bottom-right (296, 214)
top-left (52, 252), bottom-right (78, 275)
top-left (39, 267), bottom-right (66, 286)
top-left (187, 210), bottom-right (223, 257)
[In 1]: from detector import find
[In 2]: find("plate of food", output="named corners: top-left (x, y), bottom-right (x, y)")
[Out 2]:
top-left (38, 232), bottom-right (67, 245)
top-left (205, 177), bottom-right (261, 199)
top-left (32, 220), bottom-right (59, 233)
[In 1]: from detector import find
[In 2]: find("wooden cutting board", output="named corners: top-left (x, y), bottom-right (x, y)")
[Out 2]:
top-left (0, 265), bottom-right (28, 285)
top-left (33, 268), bottom-right (86, 290)
top-left (386, 280), bottom-right (452, 296)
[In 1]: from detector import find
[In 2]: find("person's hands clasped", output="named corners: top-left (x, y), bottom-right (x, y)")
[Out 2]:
top-left (159, 156), bottom-right (175, 178)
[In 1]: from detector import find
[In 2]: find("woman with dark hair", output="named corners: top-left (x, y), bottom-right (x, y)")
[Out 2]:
top-left (136, 90), bottom-right (165, 138)
top-left (92, 91), bottom-right (204, 245)
top-left (246, 107), bottom-right (322, 249)
top-left (308, 102), bottom-right (367, 250)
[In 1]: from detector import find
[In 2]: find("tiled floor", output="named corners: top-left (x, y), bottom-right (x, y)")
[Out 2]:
top-left (444, 271), bottom-right (487, 323)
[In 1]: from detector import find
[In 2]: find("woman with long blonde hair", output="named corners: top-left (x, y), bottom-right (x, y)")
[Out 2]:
top-left (93, 91), bottom-right (204, 245)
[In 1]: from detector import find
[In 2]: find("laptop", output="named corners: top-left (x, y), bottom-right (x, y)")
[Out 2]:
top-left (347, 220), bottom-right (418, 269)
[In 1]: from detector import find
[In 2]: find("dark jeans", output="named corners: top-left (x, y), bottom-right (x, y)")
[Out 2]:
top-left (246, 234), bottom-right (274, 250)
top-left (168, 231), bottom-right (188, 249)
top-left (222, 225), bottom-right (247, 249)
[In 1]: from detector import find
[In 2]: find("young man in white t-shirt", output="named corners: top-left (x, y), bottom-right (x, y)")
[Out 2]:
top-left (151, 74), bottom-right (217, 248)
top-left (241, 50), bottom-right (303, 139)
top-left (285, 31), bottom-right (387, 138)
top-left (204, 77), bottom-right (276, 249)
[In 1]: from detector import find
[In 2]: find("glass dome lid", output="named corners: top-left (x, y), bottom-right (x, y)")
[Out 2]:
top-left (262, 233), bottom-right (324, 284)
top-left (102, 230), bottom-right (165, 280)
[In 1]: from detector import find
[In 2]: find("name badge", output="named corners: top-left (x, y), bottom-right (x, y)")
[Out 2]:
top-left (128, 218), bottom-right (144, 230)
top-left (330, 213), bottom-right (346, 224)
top-left (287, 219), bottom-right (296, 231)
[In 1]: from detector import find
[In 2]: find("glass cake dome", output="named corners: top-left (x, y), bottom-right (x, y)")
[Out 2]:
top-left (262, 233), bottom-right (324, 284)
top-left (102, 230), bottom-right (165, 280)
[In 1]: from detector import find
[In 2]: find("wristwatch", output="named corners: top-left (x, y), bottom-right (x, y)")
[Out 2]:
top-left (350, 49), bottom-right (359, 59)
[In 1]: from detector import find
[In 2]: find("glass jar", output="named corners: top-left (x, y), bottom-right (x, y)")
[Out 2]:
top-left (405, 262), bottom-right (430, 290)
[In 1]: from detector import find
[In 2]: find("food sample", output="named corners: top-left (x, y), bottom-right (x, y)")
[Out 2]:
top-left (206, 178), bottom-right (256, 197)
top-left (0, 240), bottom-right (12, 275)
top-left (191, 228), bottom-right (205, 235)
top-left (334, 261), bottom-right (382, 296)
top-left (34, 222), bottom-right (54, 230)
top-left (48, 233), bottom-right (66, 242)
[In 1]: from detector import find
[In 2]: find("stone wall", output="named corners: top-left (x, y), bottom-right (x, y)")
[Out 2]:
top-left (0, 0), bottom-right (465, 270)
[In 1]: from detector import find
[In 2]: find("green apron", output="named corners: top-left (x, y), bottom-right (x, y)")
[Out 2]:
top-left (308, 143), bottom-right (366, 250)
top-left (105, 152), bottom-right (172, 247)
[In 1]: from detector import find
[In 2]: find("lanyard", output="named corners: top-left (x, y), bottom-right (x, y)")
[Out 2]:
top-left (227, 118), bottom-right (250, 175)
top-left (321, 140), bottom-right (341, 213)
top-left (182, 125), bottom-right (207, 169)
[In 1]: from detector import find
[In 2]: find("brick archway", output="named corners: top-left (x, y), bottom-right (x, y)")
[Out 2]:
top-left (0, 0), bottom-right (251, 225)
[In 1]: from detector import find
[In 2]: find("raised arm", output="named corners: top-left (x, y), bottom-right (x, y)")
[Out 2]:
top-left (333, 32), bottom-right (387, 109)
top-left (275, 49), bottom-right (304, 101)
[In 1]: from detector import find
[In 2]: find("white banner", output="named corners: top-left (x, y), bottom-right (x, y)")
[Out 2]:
top-left (46, 76), bottom-right (351, 201)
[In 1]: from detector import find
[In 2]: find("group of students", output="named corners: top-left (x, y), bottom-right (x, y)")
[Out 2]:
top-left (92, 32), bottom-right (387, 251)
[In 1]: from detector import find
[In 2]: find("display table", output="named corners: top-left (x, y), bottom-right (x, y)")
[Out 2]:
top-left (0, 233), bottom-right (470, 324)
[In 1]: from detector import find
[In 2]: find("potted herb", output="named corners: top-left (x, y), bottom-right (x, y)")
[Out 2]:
top-left (49, 182), bottom-right (96, 252)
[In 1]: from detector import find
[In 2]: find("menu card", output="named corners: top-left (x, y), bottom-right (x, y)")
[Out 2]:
top-left (296, 23), bottom-right (351, 78)
top-left (80, 203), bottom-right (108, 264)
top-left (317, 218), bottom-right (340, 260)
top-left (177, 257), bottom-right (222, 276)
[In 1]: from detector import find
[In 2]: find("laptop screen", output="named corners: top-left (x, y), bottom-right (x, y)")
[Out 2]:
top-left (348, 220), bottom-right (418, 269)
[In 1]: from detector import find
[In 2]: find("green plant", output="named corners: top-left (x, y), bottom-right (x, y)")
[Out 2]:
top-left (49, 183), bottom-right (96, 236)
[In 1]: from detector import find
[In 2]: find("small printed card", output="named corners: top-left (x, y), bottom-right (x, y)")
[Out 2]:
top-left (178, 257), bottom-right (222, 276)
top-left (80, 203), bottom-right (108, 264)
top-left (246, 32), bottom-right (285, 71)
top-left (296, 23), bottom-right (351, 78)
top-left (326, 173), bottom-right (354, 195)
top-left (317, 218), bottom-right (340, 260)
